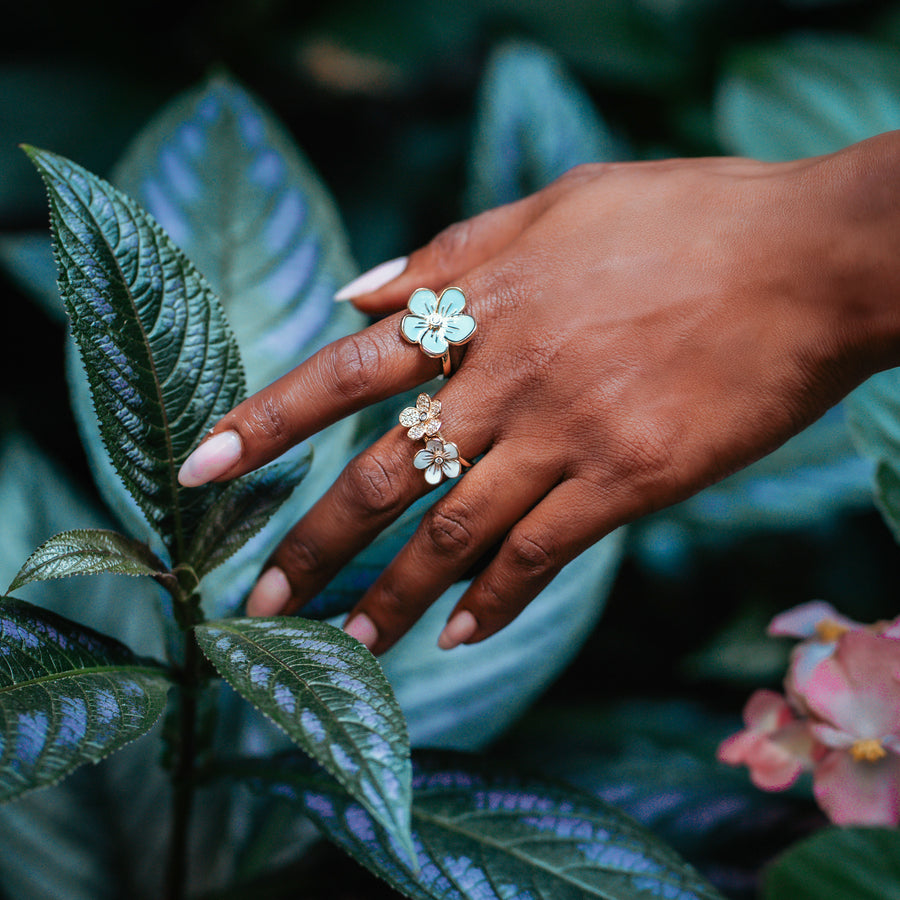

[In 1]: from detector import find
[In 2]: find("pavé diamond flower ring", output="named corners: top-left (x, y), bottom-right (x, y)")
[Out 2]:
top-left (399, 286), bottom-right (477, 377)
top-left (399, 392), bottom-right (472, 485)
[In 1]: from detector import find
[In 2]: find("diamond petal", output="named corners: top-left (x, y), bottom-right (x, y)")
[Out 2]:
top-left (416, 393), bottom-right (431, 413)
top-left (421, 327), bottom-right (448, 357)
top-left (437, 287), bottom-right (466, 317)
top-left (408, 288), bottom-right (438, 318)
top-left (408, 423), bottom-right (427, 440)
top-left (442, 458), bottom-right (461, 479)
top-left (427, 398), bottom-right (442, 418)
top-left (399, 407), bottom-right (420, 428)
top-left (444, 314), bottom-right (476, 344)
top-left (424, 419), bottom-right (441, 436)
top-left (400, 314), bottom-right (428, 344)
top-left (425, 463), bottom-right (444, 485)
top-left (413, 449), bottom-right (434, 469)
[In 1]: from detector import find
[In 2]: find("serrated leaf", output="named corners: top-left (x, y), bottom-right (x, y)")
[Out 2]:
top-left (764, 827), bottom-right (900, 900)
top-left (715, 33), bottom-right (900, 161)
top-left (25, 145), bottom-right (246, 563)
top-left (8, 528), bottom-right (169, 593)
top-left (187, 454), bottom-right (312, 579)
top-left (0, 596), bottom-right (171, 803)
top-left (248, 751), bottom-right (726, 900)
top-left (466, 40), bottom-right (624, 215)
top-left (845, 369), bottom-right (900, 541)
top-left (194, 617), bottom-right (414, 862)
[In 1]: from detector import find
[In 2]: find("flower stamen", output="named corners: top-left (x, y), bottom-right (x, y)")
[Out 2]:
top-left (815, 619), bottom-right (851, 643)
top-left (850, 738), bottom-right (887, 763)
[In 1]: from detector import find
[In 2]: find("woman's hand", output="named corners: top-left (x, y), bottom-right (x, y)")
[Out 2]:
top-left (177, 134), bottom-right (900, 655)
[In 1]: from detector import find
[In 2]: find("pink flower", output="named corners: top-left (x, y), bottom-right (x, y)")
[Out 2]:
top-left (717, 689), bottom-right (821, 791)
top-left (800, 630), bottom-right (900, 825)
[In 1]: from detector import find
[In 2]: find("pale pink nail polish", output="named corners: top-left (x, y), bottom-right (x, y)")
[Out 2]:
top-left (334, 256), bottom-right (408, 301)
top-left (246, 567), bottom-right (292, 617)
top-left (344, 612), bottom-right (379, 650)
top-left (178, 430), bottom-right (242, 487)
top-left (437, 610), bottom-right (478, 651)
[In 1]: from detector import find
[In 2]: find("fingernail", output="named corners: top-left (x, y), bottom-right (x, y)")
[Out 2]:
top-left (178, 430), bottom-right (242, 487)
top-left (334, 256), bottom-right (408, 301)
top-left (344, 612), bottom-right (379, 650)
top-left (246, 567), bottom-right (292, 616)
top-left (437, 609), bottom-right (478, 651)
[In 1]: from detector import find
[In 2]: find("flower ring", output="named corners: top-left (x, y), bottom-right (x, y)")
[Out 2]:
top-left (399, 392), bottom-right (442, 440)
top-left (414, 438), bottom-right (463, 485)
top-left (400, 287), bottom-right (477, 377)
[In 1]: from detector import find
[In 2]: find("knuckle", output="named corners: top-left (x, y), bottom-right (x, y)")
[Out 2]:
top-left (422, 499), bottom-right (476, 556)
top-left (246, 393), bottom-right (291, 444)
top-left (341, 451), bottom-right (405, 518)
top-left (429, 220), bottom-right (474, 275)
top-left (505, 529), bottom-right (558, 579)
top-left (278, 530), bottom-right (322, 577)
top-left (323, 332), bottom-right (381, 403)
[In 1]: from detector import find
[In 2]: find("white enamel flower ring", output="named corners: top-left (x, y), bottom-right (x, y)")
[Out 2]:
top-left (399, 392), bottom-right (442, 440)
top-left (399, 286), bottom-right (477, 377)
top-left (413, 438), bottom-right (463, 485)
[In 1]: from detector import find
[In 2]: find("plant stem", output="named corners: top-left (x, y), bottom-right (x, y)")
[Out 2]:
top-left (165, 625), bottom-right (202, 900)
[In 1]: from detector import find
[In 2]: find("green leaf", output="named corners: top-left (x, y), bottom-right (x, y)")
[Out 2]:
top-left (764, 827), bottom-right (900, 900)
top-left (7, 528), bottom-right (169, 593)
top-left (25, 145), bottom-right (247, 564)
top-left (845, 369), bottom-right (900, 541)
top-left (249, 751), bottom-right (726, 900)
top-left (194, 617), bottom-right (414, 862)
top-left (715, 33), bottom-right (900, 161)
top-left (187, 456), bottom-right (312, 580)
top-left (0, 596), bottom-right (171, 803)
top-left (102, 75), bottom-right (365, 617)
top-left (465, 40), bottom-right (624, 214)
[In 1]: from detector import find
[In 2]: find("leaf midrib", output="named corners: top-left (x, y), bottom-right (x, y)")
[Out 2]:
top-left (0, 665), bottom-right (169, 694)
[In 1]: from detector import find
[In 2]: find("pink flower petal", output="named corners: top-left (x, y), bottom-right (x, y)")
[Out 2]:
top-left (801, 631), bottom-right (900, 740)
top-left (768, 601), bottom-right (858, 639)
top-left (813, 749), bottom-right (900, 826)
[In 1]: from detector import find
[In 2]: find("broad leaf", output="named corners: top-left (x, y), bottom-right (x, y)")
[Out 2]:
top-left (249, 751), bottom-right (726, 900)
top-left (25, 146), bottom-right (246, 563)
top-left (715, 33), bottom-right (900, 161)
top-left (465, 40), bottom-right (624, 215)
top-left (106, 75), bottom-right (364, 617)
top-left (764, 827), bottom-right (900, 900)
top-left (0, 596), bottom-right (171, 803)
top-left (186, 456), bottom-right (311, 580)
top-left (8, 528), bottom-right (169, 593)
top-left (195, 617), bottom-right (414, 862)
top-left (846, 369), bottom-right (900, 541)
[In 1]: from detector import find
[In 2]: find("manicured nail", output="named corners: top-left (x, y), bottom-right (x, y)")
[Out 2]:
top-left (344, 612), bottom-right (379, 650)
top-left (246, 567), bottom-right (292, 617)
top-left (437, 609), bottom-right (478, 651)
top-left (178, 430), bottom-right (242, 487)
top-left (334, 256), bottom-right (408, 301)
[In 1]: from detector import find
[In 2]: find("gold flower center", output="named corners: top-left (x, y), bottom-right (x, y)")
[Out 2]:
top-left (850, 738), bottom-right (887, 763)
top-left (815, 619), bottom-right (851, 643)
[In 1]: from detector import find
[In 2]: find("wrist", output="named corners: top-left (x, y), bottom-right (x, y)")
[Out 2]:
top-left (810, 132), bottom-right (900, 376)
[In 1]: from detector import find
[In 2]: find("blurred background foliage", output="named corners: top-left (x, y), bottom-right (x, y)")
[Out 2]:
top-left (3, 1), bottom-right (900, 897)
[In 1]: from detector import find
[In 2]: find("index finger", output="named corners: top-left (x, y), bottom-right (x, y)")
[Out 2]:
top-left (177, 311), bottom-right (444, 486)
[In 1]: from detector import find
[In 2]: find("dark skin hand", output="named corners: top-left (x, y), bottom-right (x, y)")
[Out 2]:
top-left (178, 132), bottom-right (900, 656)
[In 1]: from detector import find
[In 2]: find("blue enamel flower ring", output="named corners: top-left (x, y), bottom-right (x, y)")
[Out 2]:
top-left (400, 287), bottom-right (477, 377)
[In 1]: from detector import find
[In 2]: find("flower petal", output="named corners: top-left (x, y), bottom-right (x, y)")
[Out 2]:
top-left (399, 406), bottom-right (421, 428)
top-left (420, 327), bottom-right (448, 357)
top-left (427, 398), bottom-right (442, 418)
top-left (440, 441), bottom-right (459, 461)
top-left (424, 419), bottom-right (441, 436)
top-left (416, 393), bottom-right (431, 413)
top-left (768, 601), bottom-right (859, 639)
top-left (437, 287), bottom-right (466, 317)
top-left (444, 314), bottom-right (477, 344)
top-left (813, 749), bottom-right (900, 826)
top-left (425, 439), bottom-right (444, 454)
top-left (400, 314), bottom-right (428, 344)
top-left (408, 288), bottom-right (438, 318)
top-left (413, 449), bottom-right (434, 470)
top-left (408, 423), bottom-right (427, 440)
top-left (442, 459), bottom-right (461, 479)
top-left (425, 462), bottom-right (444, 485)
